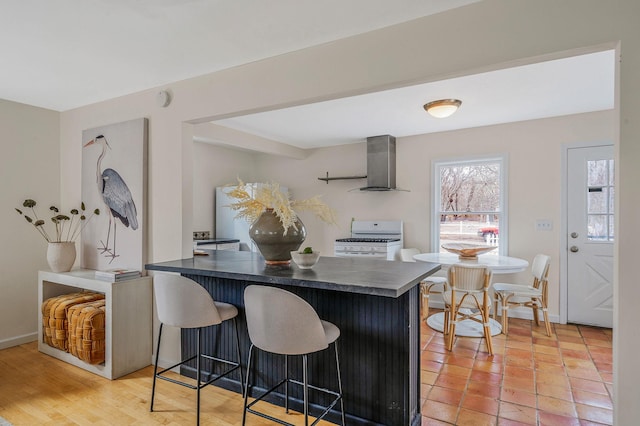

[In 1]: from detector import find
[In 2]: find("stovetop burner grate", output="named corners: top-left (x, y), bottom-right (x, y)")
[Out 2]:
top-left (335, 238), bottom-right (401, 243)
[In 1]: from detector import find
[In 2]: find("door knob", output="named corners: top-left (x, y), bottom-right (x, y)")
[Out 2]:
top-left (570, 246), bottom-right (579, 253)
top-left (570, 232), bottom-right (578, 238)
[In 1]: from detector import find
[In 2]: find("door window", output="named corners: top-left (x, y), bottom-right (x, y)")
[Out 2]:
top-left (587, 159), bottom-right (615, 241)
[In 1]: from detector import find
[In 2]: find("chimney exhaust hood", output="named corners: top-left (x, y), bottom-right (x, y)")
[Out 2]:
top-left (359, 135), bottom-right (407, 191)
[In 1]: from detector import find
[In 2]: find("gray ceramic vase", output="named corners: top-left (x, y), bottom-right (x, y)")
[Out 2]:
top-left (249, 209), bottom-right (306, 265)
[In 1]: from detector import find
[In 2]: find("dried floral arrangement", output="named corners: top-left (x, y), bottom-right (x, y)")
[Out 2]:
top-left (15, 199), bottom-right (100, 243)
top-left (225, 179), bottom-right (337, 235)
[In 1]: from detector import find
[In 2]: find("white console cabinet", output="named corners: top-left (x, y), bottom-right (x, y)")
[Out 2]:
top-left (38, 270), bottom-right (152, 380)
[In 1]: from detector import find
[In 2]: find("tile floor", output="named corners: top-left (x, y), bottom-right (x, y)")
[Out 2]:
top-left (420, 310), bottom-right (613, 425)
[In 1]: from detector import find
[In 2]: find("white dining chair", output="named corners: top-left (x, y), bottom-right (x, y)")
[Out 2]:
top-left (443, 263), bottom-right (494, 355)
top-left (400, 248), bottom-right (447, 320)
top-left (493, 254), bottom-right (552, 336)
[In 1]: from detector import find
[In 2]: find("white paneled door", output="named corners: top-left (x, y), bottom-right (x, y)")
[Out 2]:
top-left (567, 145), bottom-right (614, 328)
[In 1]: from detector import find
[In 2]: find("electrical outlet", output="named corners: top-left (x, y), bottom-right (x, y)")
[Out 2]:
top-left (535, 219), bottom-right (553, 231)
top-left (193, 231), bottom-right (211, 240)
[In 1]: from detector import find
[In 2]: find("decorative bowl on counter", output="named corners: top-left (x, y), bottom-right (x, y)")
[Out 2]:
top-left (290, 250), bottom-right (321, 269)
top-left (441, 243), bottom-right (496, 260)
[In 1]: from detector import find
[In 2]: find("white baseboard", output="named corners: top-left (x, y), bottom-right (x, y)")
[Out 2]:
top-left (0, 332), bottom-right (37, 350)
top-left (505, 308), bottom-right (560, 324)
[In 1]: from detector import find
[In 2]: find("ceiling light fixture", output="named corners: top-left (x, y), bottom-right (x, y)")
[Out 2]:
top-left (423, 99), bottom-right (462, 118)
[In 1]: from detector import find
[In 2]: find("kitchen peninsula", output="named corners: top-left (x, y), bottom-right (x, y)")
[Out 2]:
top-left (146, 250), bottom-right (439, 425)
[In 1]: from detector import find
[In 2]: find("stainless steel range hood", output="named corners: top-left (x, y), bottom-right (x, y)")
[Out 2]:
top-left (360, 135), bottom-right (405, 191)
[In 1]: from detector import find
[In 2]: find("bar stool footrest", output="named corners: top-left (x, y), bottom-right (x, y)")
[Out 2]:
top-left (246, 377), bottom-right (342, 426)
top-left (155, 353), bottom-right (241, 391)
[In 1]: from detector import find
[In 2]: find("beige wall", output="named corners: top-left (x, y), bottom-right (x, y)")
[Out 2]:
top-left (0, 99), bottom-right (59, 349)
top-left (615, 3), bottom-right (640, 420)
top-left (200, 111), bottom-right (610, 323)
top-left (3, 0), bottom-right (637, 422)
top-left (192, 142), bottom-right (259, 234)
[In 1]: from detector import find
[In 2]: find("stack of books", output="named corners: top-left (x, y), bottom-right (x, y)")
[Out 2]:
top-left (94, 269), bottom-right (141, 282)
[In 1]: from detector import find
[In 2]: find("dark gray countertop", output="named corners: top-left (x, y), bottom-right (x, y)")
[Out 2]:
top-left (145, 250), bottom-right (440, 298)
top-left (194, 238), bottom-right (240, 245)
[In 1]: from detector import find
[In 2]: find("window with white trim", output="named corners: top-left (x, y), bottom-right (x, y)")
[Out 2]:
top-left (432, 155), bottom-right (508, 256)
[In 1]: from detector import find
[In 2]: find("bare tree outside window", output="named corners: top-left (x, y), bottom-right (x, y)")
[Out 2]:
top-left (433, 157), bottom-right (506, 255)
top-left (587, 159), bottom-right (615, 241)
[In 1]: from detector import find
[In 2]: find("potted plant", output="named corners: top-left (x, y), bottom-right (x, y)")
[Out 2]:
top-left (16, 199), bottom-right (100, 272)
top-left (225, 179), bottom-right (336, 265)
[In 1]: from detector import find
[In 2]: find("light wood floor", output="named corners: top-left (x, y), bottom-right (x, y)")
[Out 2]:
top-left (3, 318), bottom-right (613, 425)
top-left (0, 342), bottom-right (332, 426)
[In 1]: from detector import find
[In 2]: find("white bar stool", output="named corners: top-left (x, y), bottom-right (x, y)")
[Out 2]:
top-left (242, 285), bottom-right (345, 426)
top-left (150, 274), bottom-right (243, 425)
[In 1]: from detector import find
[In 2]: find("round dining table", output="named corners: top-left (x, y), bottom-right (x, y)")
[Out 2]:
top-left (413, 252), bottom-right (529, 337)
top-left (413, 252), bottom-right (529, 274)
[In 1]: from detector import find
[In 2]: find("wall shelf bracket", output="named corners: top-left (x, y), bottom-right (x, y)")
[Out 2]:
top-left (317, 171), bottom-right (367, 184)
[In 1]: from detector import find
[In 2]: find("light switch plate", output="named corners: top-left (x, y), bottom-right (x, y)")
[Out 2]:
top-left (535, 219), bottom-right (553, 231)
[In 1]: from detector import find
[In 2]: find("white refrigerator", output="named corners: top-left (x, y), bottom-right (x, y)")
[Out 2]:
top-left (215, 184), bottom-right (287, 252)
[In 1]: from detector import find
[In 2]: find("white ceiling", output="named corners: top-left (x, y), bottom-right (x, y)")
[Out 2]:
top-left (0, 0), bottom-right (479, 111)
top-left (215, 50), bottom-right (615, 148)
top-left (1, 0), bottom-right (614, 149)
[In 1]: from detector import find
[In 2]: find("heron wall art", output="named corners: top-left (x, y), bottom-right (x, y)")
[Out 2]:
top-left (84, 134), bottom-right (138, 261)
top-left (81, 118), bottom-right (147, 271)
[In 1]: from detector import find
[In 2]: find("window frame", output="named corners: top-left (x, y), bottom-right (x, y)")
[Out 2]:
top-left (431, 154), bottom-right (509, 256)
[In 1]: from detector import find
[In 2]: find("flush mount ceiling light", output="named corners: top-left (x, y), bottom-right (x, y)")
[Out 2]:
top-left (423, 99), bottom-right (462, 118)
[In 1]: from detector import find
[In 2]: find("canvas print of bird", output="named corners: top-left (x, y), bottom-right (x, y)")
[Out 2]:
top-left (81, 117), bottom-right (147, 272)
top-left (83, 135), bottom-right (138, 262)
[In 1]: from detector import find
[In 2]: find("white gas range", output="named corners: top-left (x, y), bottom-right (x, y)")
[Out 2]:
top-left (334, 220), bottom-right (403, 260)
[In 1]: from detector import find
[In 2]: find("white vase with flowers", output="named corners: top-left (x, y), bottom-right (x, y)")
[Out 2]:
top-left (15, 199), bottom-right (100, 272)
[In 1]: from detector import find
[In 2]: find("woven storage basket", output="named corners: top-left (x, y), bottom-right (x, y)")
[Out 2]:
top-left (41, 292), bottom-right (105, 350)
top-left (68, 299), bottom-right (106, 364)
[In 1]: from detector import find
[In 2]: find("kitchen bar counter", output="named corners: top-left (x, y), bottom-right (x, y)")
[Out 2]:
top-left (146, 250), bottom-right (440, 426)
top-left (193, 238), bottom-right (240, 245)
top-left (146, 249), bottom-right (437, 297)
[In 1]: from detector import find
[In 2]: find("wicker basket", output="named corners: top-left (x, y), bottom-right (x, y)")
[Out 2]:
top-left (68, 299), bottom-right (106, 364)
top-left (41, 292), bottom-right (105, 351)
